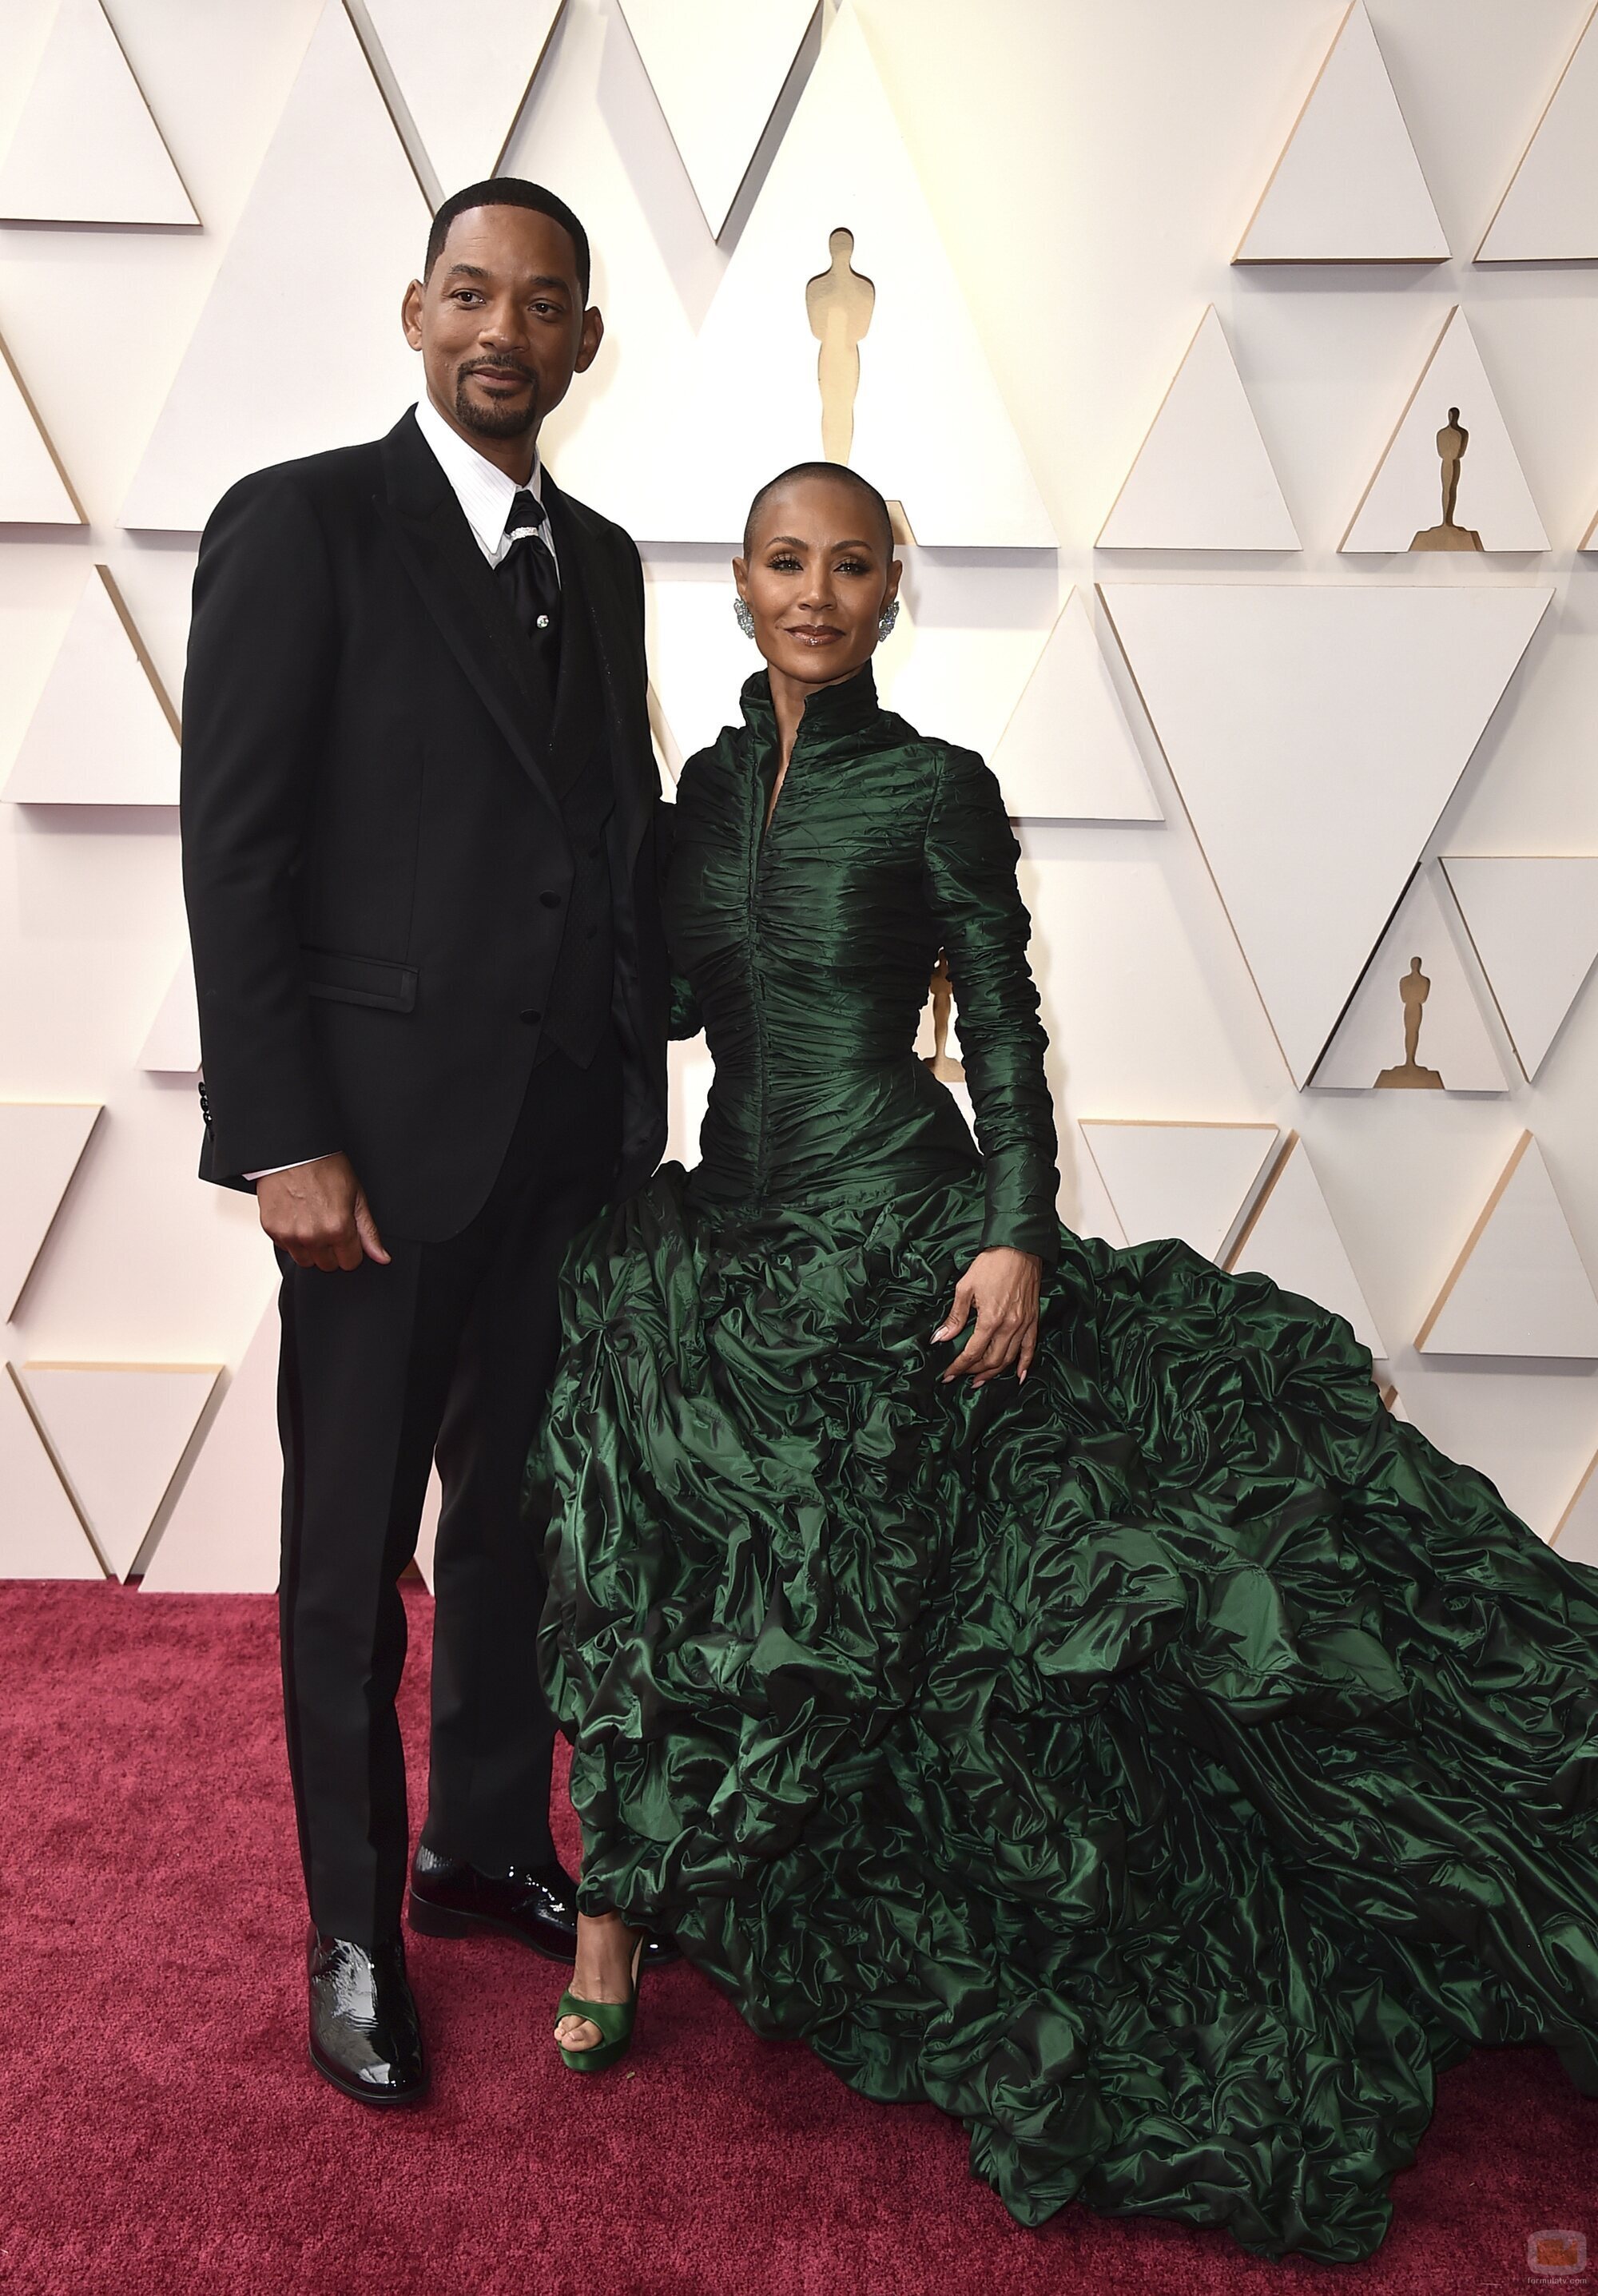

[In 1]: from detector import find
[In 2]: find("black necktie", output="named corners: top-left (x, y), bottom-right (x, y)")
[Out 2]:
top-left (497, 488), bottom-right (562, 707)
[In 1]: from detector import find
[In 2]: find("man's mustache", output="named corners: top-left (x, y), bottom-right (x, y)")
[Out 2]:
top-left (459, 357), bottom-right (537, 387)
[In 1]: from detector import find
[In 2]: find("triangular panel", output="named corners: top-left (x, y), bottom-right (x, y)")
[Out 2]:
top-left (1311, 865), bottom-right (1508, 1092)
top-left (353, 0), bottom-right (563, 207)
top-left (141, 1301), bottom-right (280, 1592)
top-left (1097, 307), bottom-right (1299, 550)
top-left (1080, 1120), bottom-right (1279, 1261)
top-left (1065, 1134), bottom-right (1129, 1250)
top-left (1226, 1133), bottom-right (1384, 1357)
top-left (1477, 2), bottom-right (1598, 262)
top-left (0, 1367), bottom-right (102, 1579)
top-left (873, 584), bottom-right (1058, 763)
top-left (1552, 1443), bottom-right (1598, 1566)
top-left (1342, 308), bottom-right (1548, 552)
top-left (992, 589), bottom-right (1161, 821)
top-left (414, 1463), bottom-right (444, 1591)
top-left (3, 566), bottom-right (179, 804)
top-left (0, 0), bottom-right (197, 226)
top-left (0, 332), bottom-right (81, 524)
top-left (121, 1), bottom-right (430, 533)
top-left (623, 6), bottom-right (1052, 546)
top-left (139, 959), bottom-right (201, 1075)
top-left (645, 574), bottom-right (775, 771)
top-left (0, 1102), bottom-right (100, 1321)
top-left (15, 1364), bottom-right (219, 1580)
top-left (1441, 856), bottom-right (1598, 1080)
top-left (1235, 1), bottom-right (1448, 263)
top-left (1102, 582), bottom-right (1552, 1084)
top-left (619, 0), bottom-right (817, 236)
top-left (1417, 1132), bottom-right (1598, 1357)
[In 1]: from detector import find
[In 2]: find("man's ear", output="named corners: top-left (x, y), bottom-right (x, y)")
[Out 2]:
top-left (401, 279), bottom-right (424, 351)
top-left (575, 306), bottom-right (605, 375)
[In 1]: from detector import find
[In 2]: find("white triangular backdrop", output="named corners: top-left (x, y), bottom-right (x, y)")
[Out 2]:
top-left (3, 566), bottom-right (179, 804)
top-left (1234, 0), bottom-right (1448, 263)
top-left (1098, 307), bottom-right (1299, 550)
top-left (1442, 856), bottom-right (1598, 1081)
top-left (1103, 582), bottom-right (1552, 1085)
top-left (1417, 1133), bottom-right (1598, 1357)
top-left (121, 0), bottom-right (430, 532)
top-left (618, 0), bottom-right (818, 236)
top-left (1477, 2), bottom-right (1598, 262)
top-left (1342, 307), bottom-right (1548, 552)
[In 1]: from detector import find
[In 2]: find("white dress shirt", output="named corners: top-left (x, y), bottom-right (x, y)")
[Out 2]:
top-left (244, 399), bottom-right (557, 1182)
top-left (412, 391), bottom-right (559, 575)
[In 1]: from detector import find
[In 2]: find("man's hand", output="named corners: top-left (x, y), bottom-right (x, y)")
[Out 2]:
top-left (933, 1246), bottom-right (1042, 1387)
top-left (256, 1153), bottom-right (390, 1272)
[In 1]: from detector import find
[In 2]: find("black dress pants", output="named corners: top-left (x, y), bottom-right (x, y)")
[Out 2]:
top-left (275, 1034), bottom-right (622, 1946)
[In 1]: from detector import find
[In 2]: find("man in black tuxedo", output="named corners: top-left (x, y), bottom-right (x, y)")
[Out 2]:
top-left (181, 180), bottom-right (670, 2105)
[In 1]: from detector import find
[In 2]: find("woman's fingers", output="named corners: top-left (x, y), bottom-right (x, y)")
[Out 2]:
top-left (932, 1279), bottom-right (975, 1345)
top-left (936, 1249), bottom-right (1045, 1384)
top-left (944, 1311), bottom-right (1017, 1383)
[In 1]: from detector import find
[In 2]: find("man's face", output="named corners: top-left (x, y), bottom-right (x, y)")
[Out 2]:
top-left (402, 205), bottom-right (602, 446)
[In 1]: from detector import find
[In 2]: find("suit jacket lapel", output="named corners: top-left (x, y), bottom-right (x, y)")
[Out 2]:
top-left (376, 411), bottom-right (558, 808)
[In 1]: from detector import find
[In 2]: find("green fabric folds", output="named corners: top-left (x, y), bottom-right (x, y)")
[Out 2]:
top-left (536, 666), bottom-right (1598, 2262)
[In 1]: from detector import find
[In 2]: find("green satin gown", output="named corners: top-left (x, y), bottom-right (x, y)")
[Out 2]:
top-left (535, 664), bottom-right (1598, 2262)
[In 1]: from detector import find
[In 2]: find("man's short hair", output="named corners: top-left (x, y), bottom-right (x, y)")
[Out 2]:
top-left (424, 178), bottom-right (591, 300)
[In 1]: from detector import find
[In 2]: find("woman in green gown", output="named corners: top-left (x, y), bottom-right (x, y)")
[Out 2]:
top-left (535, 461), bottom-right (1598, 2261)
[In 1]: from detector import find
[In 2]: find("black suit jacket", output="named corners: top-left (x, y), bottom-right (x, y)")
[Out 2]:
top-left (180, 408), bottom-right (670, 1241)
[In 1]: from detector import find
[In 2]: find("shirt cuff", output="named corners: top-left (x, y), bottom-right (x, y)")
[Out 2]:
top-left (244, 1154), bottom-right (339, 1181)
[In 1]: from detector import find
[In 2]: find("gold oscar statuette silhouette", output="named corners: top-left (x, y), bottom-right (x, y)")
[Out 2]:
top-left (923, 951), bottom-right (964, 1082)
top-left (1376, 955), bottom-right (1445, 1087)
top-left (806, 227), bottom-right (876, 466)
top-left (1412, 407), bottom-right (1483, 552)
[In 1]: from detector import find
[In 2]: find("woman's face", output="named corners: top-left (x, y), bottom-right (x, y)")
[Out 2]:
top-left (733, 476), bottom-right (900, 692)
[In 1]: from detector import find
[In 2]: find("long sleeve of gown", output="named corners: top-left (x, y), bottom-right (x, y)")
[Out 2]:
top-left (657, 796), bottom-right (704, 1039)
top-left (922, 745), bottom-right (1061, 1264)
top-left (669, 973), bottom-right (704, 1040)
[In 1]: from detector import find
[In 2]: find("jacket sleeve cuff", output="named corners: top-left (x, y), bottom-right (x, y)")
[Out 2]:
top-left (977, 1150), bottom-right (1061, 1264)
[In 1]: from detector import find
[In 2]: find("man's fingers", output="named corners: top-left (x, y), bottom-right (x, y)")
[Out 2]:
top-left (354, 1191), bottom-right (391, 1266)
top-left (280, 1221), bottom-right (365, 1273)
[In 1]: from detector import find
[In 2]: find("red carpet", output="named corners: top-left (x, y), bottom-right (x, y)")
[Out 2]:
top-left (2, 1581), bottom-right (1592, 2294)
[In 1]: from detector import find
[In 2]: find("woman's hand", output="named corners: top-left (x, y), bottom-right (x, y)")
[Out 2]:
top-left (933, 1247), bottom-right (1042, 1387)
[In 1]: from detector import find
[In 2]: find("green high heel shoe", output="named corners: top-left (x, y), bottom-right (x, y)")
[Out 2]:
top-left (554, 1927), bottom-right (646, 2073)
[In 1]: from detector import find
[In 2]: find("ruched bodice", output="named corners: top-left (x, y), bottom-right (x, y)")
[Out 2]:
top-left (664, 666), bottom-right (1059, 1257)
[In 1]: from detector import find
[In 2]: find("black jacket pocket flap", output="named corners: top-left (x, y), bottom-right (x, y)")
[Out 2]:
top-left (300, 948), bottom-right (418, 1012)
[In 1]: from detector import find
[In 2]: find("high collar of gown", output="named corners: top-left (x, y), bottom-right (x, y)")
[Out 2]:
top-left (737, 661), bottom-right (883, 759)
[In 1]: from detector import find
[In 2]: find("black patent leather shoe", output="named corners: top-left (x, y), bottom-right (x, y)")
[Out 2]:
top-left (306, 1928), bottom-right (427, 2107)
top-left (407, 1842), bottom-right (679, 1965)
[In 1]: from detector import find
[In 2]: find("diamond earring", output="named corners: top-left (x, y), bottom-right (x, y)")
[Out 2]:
top-left (877, 599), bottom-right (900, 641)
top-left (733, 597), bottom-right (756, 639)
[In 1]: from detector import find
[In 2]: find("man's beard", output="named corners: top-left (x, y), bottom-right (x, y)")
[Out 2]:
top-left (453, 365), bottom-right (539, 440)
